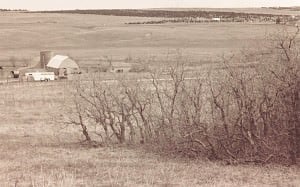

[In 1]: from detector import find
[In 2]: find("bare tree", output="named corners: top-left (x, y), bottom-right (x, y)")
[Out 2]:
top-left (64, 28), bottom-right (299, 164)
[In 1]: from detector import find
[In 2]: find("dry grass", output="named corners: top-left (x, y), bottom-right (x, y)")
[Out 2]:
top-left (0, 12), bottom-right (293, 66)
top-left (0, 81), bottom-right (299, 186)
top-left (1, 143), bottom-right (299, 186)
top-left (0, 11), bottom-right (299, 186)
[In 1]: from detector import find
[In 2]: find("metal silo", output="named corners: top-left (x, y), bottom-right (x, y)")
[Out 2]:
top-left (40, 51), bottom-right (53, 69)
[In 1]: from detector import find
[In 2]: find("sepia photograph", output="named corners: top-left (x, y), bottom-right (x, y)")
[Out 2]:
top-left (0, 0), bottom-right (299, 186)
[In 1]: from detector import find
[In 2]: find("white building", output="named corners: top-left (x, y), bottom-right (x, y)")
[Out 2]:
top-left (212, 17), bottom-right (221, 22)
top-left (46, 55), bottom-right (80, 78)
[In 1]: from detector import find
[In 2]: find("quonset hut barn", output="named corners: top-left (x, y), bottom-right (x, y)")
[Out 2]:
top-left (46, 54), bottom-right (80, 78)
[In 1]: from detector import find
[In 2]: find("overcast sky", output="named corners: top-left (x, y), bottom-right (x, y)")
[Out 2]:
top-left (0, 0), bottom-right (299, 10)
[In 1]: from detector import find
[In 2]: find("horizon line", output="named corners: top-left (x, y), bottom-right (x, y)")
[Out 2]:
top-left (1, 6), bottom-right (300, 11)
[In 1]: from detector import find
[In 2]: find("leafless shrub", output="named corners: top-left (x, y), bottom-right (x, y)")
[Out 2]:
top-left (66, 29), bottom-right (299, 164)
top-left (204, 27), bottom-right (300, 164)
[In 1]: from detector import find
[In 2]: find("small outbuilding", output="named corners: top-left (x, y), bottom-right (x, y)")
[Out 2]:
top-left (10, 70), bottom-right (20, 78)
top-left (212, 17), bottom-right (221, 22)
top-left (108, 62), bottom-right (133, 73)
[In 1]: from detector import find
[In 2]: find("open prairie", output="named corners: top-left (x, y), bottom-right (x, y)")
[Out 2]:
top-left (0, 11), bottom-right (300, 186)
top-left (0, 82), bottom-right (299, 186)
top-left (0, 12), bottom-right (294, 66)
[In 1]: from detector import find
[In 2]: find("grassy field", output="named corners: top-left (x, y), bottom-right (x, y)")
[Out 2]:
top-left (0, 12), bottom-right (300, 186)
top-left (0, 80), bottom-right (299, 186)
top-left (0, 12), bottom-right (295, 67)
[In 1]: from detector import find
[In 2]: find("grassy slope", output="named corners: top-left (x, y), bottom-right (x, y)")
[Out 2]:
top-left (0, 12), bottom-right (291, 66)
top-left (0, 82), bottom-right (299, 186)
top-left (0, 12), bottom-right (299, 186)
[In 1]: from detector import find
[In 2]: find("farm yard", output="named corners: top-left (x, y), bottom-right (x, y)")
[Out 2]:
top-left (0, 9), bottom-right (300, 187)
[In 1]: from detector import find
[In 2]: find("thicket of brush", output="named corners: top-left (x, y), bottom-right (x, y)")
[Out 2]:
top-left (66, 29), bottom-right (299, 164)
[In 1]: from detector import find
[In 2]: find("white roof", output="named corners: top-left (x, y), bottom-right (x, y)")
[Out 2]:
top-left (46, 55), bottom-right (79, 69)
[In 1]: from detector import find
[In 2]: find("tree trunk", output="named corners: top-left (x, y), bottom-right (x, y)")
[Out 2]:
top-left (79, 114), bottom-right (91, 142)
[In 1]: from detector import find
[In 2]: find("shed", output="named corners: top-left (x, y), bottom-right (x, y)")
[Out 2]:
top-left (108, 62), bottom-right (133, 73)
top-left (212, 17), bottom-right (221, 22)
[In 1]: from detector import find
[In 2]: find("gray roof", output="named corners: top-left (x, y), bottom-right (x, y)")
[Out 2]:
top-left (47, 55), bottom-right (79, 69)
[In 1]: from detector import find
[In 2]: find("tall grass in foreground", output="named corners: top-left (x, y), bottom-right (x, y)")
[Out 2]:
top-left (1, 146), bottom-right (299, 186)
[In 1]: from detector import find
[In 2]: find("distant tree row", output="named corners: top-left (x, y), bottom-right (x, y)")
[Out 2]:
top-left (126, 16), bottom-right (282, 25)
top-left (0, 9), bottom-right (28, 12)
top-left (33, 9), bottom-right (290, 21)
top-left (265, 6), bottom-right (300, 11)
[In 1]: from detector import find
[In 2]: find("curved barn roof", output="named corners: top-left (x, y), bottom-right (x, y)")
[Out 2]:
top-left (46, 55), bottom-right (79, 69)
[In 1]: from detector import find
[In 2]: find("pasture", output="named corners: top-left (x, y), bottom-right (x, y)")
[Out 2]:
top-left (0, 82), bottom-right (299, 186)
top-left (0, 12), bottom-right (299, 186)
top-left (0, 12), bottom-right (292, 67)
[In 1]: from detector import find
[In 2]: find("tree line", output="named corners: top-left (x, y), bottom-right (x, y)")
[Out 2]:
top-left (33, 9), bottom-right (290, 21)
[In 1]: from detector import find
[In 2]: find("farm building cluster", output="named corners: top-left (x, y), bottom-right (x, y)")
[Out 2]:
top-left (0, 51), bottom-right (140, 82)
top-left (10, 51), bottom-right (80, 81)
